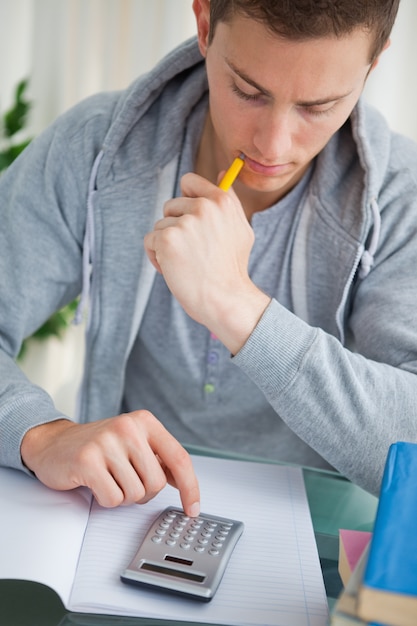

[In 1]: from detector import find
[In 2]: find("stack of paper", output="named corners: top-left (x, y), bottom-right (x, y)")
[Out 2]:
top-left (338, 529), bottom-right (372, 587)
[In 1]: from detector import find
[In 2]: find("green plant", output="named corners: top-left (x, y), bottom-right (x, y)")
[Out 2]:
top-left (1, 80), bottom-right (78, 359)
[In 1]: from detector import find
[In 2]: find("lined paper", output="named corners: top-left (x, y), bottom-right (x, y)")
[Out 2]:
top-left (70, 456), bottom-right (328, 625)
top-left (0, 468), bottom-right (91, 606)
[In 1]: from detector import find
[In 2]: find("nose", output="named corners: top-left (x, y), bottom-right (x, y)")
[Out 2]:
top-left (252, 108), bottom-right (293, 162)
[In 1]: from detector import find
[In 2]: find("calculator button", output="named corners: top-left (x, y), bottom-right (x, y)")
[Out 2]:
top-left (166, 539), bottom-right (176, 546)
top-left (215, 534), bottom-right (226, 542)
top-left (180, 542), bottom-right (191, 550)
top-left (211, 540), bottom-right (223, 549)
top-left (173, 523), bottom-right (184, 531)
top-left (201, 530), bottom-right (212, 538)
top-left (198, 538), bottom-right (209, 545)
top-left (217, 529), bottom-right (229, 536)
top-left (155, 528), bottom-right (166, 535)
top-left (194, 545), bottom-right (205, 553)
top-left (169, 531), bottom-right (180, 538)
top-left (151, 536), bottom-right (163, 543)
top-left (209, 548), bottom-right (220, 556)
top-left (159, 521), bottom-right (170, 529)
top-left (183, 533), bottom-right (194, 542)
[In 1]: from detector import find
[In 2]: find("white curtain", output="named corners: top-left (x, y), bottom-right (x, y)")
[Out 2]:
top-left (0, 0), bottom-right (197, 134)
top-left (1, 0), bottom-right (416, 140)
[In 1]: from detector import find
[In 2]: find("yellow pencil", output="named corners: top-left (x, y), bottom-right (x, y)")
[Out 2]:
top-left (218, 154), bottom-right (245, 191)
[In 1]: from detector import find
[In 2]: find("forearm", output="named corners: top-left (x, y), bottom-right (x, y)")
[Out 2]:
top-left (233, 299), bottom-right (417, 496)
top-left (0, 350), bottom-right (67, 472)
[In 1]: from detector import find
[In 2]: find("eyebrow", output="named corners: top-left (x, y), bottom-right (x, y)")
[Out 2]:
top-left (226, 59), bottom-right (354, 106)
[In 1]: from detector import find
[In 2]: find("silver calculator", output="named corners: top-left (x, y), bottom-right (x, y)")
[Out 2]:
top-left (121, 506), bottom-right (244, 601)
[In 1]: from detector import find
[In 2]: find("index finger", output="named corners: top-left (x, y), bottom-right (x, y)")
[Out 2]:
top-left (150, 421), bottom-right (200, 517)
top-left (179, 171), bottom-right (220, 200)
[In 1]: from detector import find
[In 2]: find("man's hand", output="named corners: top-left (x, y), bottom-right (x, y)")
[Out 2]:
top-left (144, 173), bottom-right (270, 354)
top-left (20, 412), bottom-right (200, 516)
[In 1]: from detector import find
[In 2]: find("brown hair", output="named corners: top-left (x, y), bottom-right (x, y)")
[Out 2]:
top-left (208, 0), bottom-right (400, 62)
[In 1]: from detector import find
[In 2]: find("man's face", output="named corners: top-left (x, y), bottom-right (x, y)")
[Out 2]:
top-left (197, 9), bottom-right (376, 203)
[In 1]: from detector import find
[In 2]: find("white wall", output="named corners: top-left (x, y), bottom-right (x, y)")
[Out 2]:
top-left (364, 0), bottom-right (417, 141)
top-left (0, 0), bottom-right (197, 135)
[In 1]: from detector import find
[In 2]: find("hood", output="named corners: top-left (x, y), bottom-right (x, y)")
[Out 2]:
top-left (98, 37), bottom-right (207, 185)
top-left (290, 99), bottom-right (397, 340)
top-left (78, 36), bottom-right (392, 342)
top-left (96, 34), bottom-right (390, 284)
top-left (75, 36), bottom-right (208, 325)
top-left (313, 99), bottom-right (393, 278)
top-left (90, 35), bottom-right (391, 282)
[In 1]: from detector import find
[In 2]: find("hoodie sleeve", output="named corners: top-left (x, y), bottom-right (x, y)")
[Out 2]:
top-left (233, 140), bottom-right (417, 498)
top-left (0, 94), bottom-right (114, 472)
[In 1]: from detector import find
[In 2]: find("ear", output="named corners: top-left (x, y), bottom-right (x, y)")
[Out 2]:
top-left (192, 0), bottom-right (211, 57)
top-left (370, 38), bottom-right (391, 72)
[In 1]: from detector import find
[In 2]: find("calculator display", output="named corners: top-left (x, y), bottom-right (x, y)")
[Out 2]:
top-left (140, 562), bottom-right (206, 582)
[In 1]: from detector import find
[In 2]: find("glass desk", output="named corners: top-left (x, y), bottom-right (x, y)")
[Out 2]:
top-left (0, 448), bottom-right (378, 626)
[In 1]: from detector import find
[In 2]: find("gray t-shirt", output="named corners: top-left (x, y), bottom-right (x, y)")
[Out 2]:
top-left (122, 99), bottom-right (330, 469)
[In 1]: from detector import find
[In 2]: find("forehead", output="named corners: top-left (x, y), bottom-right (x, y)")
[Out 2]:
top-left (211, 14), bottom-right (373, 98)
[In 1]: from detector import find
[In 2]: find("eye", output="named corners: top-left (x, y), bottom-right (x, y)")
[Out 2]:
top-left (231, 82), bottom-right (264, 103)
top-left (300, 103), bottom-right (337, 118)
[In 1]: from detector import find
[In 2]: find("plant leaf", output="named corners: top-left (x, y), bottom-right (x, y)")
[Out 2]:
top-left (0, 139), bottom-right (32, 172)
top-left (3, 79), bottom-right (32, 138)
top-left (17, 299), bottom-right (79, 361)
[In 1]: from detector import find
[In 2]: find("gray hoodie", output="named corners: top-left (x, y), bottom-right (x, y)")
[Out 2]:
top-left (0, 37), bottom-right (416, 496)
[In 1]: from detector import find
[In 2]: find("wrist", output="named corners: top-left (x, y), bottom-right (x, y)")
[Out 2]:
top-left (204, 284), bottom-right (271, 355)
top-left (21, 419), bottom-right (74, 471)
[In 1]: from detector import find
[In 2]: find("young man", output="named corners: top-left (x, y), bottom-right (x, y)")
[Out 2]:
top-left (1, 0), bottom-right (415, 516)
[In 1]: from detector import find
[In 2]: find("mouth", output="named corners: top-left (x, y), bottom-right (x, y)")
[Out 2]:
top-left (244, 155), bottom-right (292, 177)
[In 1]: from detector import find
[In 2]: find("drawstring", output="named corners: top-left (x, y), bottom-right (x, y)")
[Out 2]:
top-left (359, 197), bottom-right (381, 279)
top-left (74, 150), bottom-right (104, 325)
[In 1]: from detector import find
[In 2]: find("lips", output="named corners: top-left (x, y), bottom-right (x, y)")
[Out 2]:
top-left (244, 154), bottom-right (292, 176)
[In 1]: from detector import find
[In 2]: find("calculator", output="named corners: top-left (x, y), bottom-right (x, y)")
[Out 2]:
top-left (121, 506), bottom-right (244, 601)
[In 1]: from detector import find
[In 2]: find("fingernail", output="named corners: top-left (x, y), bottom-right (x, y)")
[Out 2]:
top-left (189, 502), bottom-right (200, 517)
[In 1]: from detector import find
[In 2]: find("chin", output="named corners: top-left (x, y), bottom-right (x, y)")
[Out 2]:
top-left (243, 173), bottom-right (290, 193)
